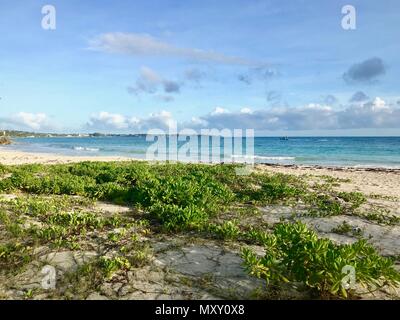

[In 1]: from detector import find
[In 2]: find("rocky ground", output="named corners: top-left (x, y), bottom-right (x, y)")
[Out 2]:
top-left (0, 196), bottom-right (268, 300)
top-left (0, 166), bottom-right (399, 300)
top-left (1, 202), bottom-right (399, 300)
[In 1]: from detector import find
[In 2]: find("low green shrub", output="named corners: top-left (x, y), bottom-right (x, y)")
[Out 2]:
top-left (338, 191), bottom-right (367, 208)
top-left (0, 243), bottom-right (31, 271)
top-left (305, 193), bottom-right (346, 216)
top-left (242, 222), bottom-right (400, 298)
top-left (134, 172), bottom-right (234, 230)
top-left (206, 220), bottom-right (242, 240)
top-left (233, 173), bottom-right (305, 204)
top-left (98, 256), bottom-right (131, 278)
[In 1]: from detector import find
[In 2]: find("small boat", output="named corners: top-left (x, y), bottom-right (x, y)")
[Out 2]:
top-left (280, 136), bottom-right (289, 141)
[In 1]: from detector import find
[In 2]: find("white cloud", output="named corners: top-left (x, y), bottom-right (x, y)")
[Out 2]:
top-left (88, 111), bottom-right (129, 130)
top-left (211, 107), bottom-right (229, 115)
top-left (89, 32), bottom-right (256, 66)
top-left (85, 98), bottom-right (400, 133)
top-left (370, 97), bottom-right (387, 110)
top-left (189, 98), bottom-right (400, 131)
top-left (0, 112), bottom-right (53, 131)
top-left (240, 107), bottom-right (253, 114)
top-left (87, 110), bottom-right (176, 132)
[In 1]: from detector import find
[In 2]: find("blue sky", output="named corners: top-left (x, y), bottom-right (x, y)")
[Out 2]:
top-left (0, 0), bottom-right (399, 135)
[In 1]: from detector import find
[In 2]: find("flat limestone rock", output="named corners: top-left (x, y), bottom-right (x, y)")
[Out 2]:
top-left (39, 251), bottom-right (97, 272)
top-left (86, 292), bottom-right (109, 300)
top-left (154, 243), bottom-right (265, 299)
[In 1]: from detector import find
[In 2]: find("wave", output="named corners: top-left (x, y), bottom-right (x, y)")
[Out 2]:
top-left (231, 155), bottom-right (295, 160)
top-left (73, 146), bottom-right (100, 152)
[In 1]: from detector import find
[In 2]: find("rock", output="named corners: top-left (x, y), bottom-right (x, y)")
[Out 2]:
top-left (100, 283), bottom-right (115, 297)
top-left (154, 243), bottom-right (265, 298)
top-left (94, 202), bottom-right (132, 215)
top-left (0, 137), bottom-right (11, 145)
top-left (86, 292), bottom-right (109, 300)
top-left (39, 251), bottom-right (97, 272)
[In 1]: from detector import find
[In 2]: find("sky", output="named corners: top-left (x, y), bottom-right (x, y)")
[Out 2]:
top-left (0, 0), bottom-right (399, 136)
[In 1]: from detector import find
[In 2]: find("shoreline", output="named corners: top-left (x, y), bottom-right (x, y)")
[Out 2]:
top-left (1, 147), bottom-right (400, 300)
top-left (258, 162), bottom-right (400, 173)
top-left (1, 148), bottom-right (400, 173)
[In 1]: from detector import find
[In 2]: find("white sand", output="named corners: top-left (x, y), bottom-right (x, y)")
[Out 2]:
top-left (258, 164), bottom-right (400, 199)
top-left (0, 149), bottom-right (135, 165)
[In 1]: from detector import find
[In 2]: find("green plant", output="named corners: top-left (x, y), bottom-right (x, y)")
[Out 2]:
top-left (0, 163), bottom-right (8, 174)
top-left (47, 211), bottom-right (105, 229)
top-left (9, 195), bottom-right (93, 218)
top-left (0, 243), bottom-right (31, 271)
top-left (305, 193), bottom-right (346, 216)
top-left (331, 221), bottom-right (363, 237)
top-left (243, 227), bottom-right (270, 245)
top-left (140, 172), bottom-right (234, 230)
top-left (207, 220), bottom-right (242, 240)
top-left (338, 192), bottom-right (367, 209)
top-left (331, 221), bottom-right (353, 234)
top-left (359, 210), bottom-right (400, 226)
top-left (242, 222), bottom-right (400, 298)
top-left (234, 173), bottom-right (305, 205)
top-left (107, 229), bottom-right (127, 243)
top-left (98, 256), bottom-right (131, 278)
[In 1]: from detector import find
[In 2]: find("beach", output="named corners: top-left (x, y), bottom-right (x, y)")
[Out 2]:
top-left (0, 149), bottom-right (133, 165)
top-left (2, 148), bottom-right (400, 199)
top-left (1, 148), bottom-right (399, 300)
top-left (258, 164), bottom-right (400, 199)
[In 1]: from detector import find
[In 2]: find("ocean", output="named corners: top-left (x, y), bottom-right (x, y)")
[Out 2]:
top-left (3, 136), bottom-right (400, 168)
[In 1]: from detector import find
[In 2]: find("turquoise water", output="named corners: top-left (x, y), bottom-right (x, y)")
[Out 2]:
top-left (3, 136), bottom-right (400, 168)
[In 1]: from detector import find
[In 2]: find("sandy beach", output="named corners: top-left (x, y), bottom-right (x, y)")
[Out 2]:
top-left (2, 148), bottom-right (400, 200)
top-left (0, 149), bottom-right (133, 165)
top-left (258, 164), bottom-right (400, 200)
top-left (1, 148), bottom-right (400, 300)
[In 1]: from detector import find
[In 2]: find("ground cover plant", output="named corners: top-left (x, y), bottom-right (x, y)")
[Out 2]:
top-left (0, 161), bottom-right (399, 299)
top-left (242, 222), bottom-right (400, 298)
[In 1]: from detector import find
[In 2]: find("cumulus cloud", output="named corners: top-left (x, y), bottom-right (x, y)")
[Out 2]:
top-left (89, 32), bottom-right (256, 66)
top-left (128, 66), bottom-right (181, 96)
top-left (87, 110), bottom-right (176, 132)
top-left (0, 112), bottom-right (53, 131)
top-left (349, 91), bottom-right (369, 102)
top-left (86, 111), bottom-right (128, 130)
top-left (210, 107), bottom-right (230, 115)
top-left (187, 98), bottom-right (400, 131)
top-left (85, 98), bottom-right (400, 133)
top-left (240, 107), bottom-right (253, 114)
top-left (343, 57), bottom-right (386, 84)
